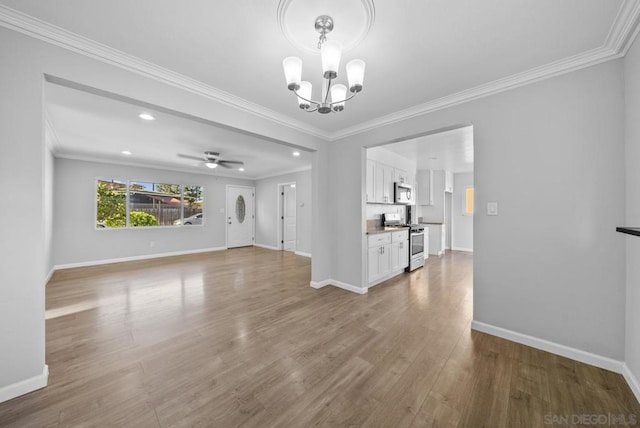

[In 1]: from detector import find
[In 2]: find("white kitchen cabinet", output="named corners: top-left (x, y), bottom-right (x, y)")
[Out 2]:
top-left (416, 170), bottom-right (434, 205)
top-left (382, 164), bottom-right (394, 203)
top-left (368, 233), bottom-right (392, 282)
top-left (394, 169), bottom-right (408, 185)
top-left (370, 161), bottom-right (394, 204)
top-left (368, 230), bottom-right (408, 284)
top-left (366, 159), bottom-right (375, 203)
top-left (390, 230), bottom-right (409, 271)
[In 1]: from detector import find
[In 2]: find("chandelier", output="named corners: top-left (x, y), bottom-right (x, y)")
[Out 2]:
top-left (282, 15), bottom-right (366, 114)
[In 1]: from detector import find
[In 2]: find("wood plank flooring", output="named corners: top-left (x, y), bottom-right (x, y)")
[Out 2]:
top-left (0, 247), bottom-right (638, 427)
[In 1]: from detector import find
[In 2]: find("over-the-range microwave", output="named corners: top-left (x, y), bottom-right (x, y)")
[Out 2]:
top-left (394, 182), bottom-right (412, 204)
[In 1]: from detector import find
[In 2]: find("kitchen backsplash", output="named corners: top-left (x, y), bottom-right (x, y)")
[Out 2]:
top-left (366, 204), bottom-right (407, 222)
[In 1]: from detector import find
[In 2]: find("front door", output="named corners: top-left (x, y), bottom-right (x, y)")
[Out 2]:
top-left (282, 185), bottom-right (296, 251)
top-left (227, 186), bottom-right (254, 248)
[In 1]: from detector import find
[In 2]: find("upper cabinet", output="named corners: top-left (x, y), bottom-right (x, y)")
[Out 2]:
top-left (417, 169), bottom-right (454, 205)
top-left (367, 159), bottom-right (409, 204)
top-left (366, 160), bottom-right (375, 203)
top-left (416, 170), bottom-right (434, 205)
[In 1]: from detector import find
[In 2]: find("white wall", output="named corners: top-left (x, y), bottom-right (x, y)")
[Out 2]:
top-left (53, 158), bottom-right (254, 266)
top-left (452, 172), bottom-right (473, 252)
top-left (624, 35), bottom-right (640, 398)
top-left (326, 59), bottom-right (626, 361)
top-left (254, 169), bottom-right (312, 255)
top-left (44, 146), bottom-right (55, 278)
top-left (0, 28), bottom-right (47, 394)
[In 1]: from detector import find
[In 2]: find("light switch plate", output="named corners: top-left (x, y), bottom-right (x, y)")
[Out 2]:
top-left (487, 202), bottom-right (498, 216)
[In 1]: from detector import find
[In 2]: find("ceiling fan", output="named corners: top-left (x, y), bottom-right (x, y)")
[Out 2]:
top-left (178, 151), bottom-right (244, 169)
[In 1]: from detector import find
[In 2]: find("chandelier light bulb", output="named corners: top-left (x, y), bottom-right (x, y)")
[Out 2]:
top-left (283, 56), bottom-right (302, 90)
top-left (330, 84), bottom-right (347, 111)
top-left (320, 40), bottom-right (342, 79)
top-left (297, 81), bottom-right (312, 109)
top-left (346, 59), bottom-right (365, 93)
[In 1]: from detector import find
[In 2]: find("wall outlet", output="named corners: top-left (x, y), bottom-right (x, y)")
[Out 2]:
top-left (219, 208), bottom-right (225, 213)
top-left (149, 241), bottom-right (156, 248)
top-left (487, 202), bottom-right (498, 216)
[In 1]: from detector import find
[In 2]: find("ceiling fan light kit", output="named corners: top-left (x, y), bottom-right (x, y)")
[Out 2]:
top-left (282, 15), bottom-right (365, 114)
top-left (178, 151), bottom-right (244, 169)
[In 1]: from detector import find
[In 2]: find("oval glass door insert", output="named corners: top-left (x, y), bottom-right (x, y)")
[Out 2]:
top-left (235, 195), bottom-right (246, 224)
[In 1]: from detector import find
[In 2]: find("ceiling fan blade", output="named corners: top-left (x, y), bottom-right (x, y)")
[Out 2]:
top-left (178, 153), bottom-right (206, 162)
top-left (219, 160), bottom-right (244, 165)
top-left (217, 162), bottom-right (232, 168)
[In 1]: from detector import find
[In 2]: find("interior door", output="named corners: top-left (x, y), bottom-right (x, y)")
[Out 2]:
top-left (227, 186), bottom-right (254, 248)
top-left (283, 185), bottom-right (296, 251)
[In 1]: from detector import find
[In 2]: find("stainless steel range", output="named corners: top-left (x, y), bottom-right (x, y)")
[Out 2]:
top-left (381, 213), bottom-right (425, 272)
top-left (407, 225), bottom-right (425, 271)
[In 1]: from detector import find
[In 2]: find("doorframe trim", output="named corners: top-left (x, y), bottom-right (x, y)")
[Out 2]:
top-left (277, 181), bottom-right (296, 251)
top-left (225, 185), bottom-right (256, 248)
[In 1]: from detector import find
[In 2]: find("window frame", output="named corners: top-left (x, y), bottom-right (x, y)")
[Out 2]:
top-left (95, 178), bottom-right (205, 230)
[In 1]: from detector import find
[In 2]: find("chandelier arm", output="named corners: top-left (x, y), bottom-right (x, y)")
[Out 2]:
top-left (291, 88), bottom-right (321, 106)
top-left (328, 90), bottom-right (359, 106)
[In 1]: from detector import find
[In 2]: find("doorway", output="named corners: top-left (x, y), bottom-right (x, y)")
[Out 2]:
top-left (278, 182), bottom-right (297, 252)
top-left (226, 185), bottom-right (255, 248)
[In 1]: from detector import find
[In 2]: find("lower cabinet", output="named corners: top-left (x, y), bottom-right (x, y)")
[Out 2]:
top-left (368, 230), bottom-right (409, 284)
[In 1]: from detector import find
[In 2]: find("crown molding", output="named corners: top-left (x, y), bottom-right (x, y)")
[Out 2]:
top-left (328, 0), bottom-right (640, 141)
top-left (0, 5), bottom-right (331, 141)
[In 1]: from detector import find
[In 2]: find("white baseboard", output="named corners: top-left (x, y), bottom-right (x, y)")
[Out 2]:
top-left (253, 243), bottom-right (280, 251)
top-left (452, 247), bottom-right (474, 252)
top-left (295, 251), bottom-right (312, 258)
top-left (367, 268), bottom-right (407, 288)
top-left (45, 267), bottom-right (55, 286)
top-left (471, 321), bottom-right (624, 374)
top-left (310, 279), bottom-right (367, 294)
top-left (0, 365), bottom-right (48, 404)
top-left (54, 247), bottom-right (227, 270)
top-left (623, 363), bottom-right (640, 404)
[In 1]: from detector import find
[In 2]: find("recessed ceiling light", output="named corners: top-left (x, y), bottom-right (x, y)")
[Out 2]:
top-left (138, 113), bottom-right (155, 121)
top-left (292, 151), bottom-right (301, 157)
top-left (238, 167), bottom-right (245, 172)
top-left (121, 150), bottom-right (132, 155)
top-left (290, 184), bottom-right (296, 188)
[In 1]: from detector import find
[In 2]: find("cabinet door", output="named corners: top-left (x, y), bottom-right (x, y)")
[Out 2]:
top-left (366, 160), bottom-right (375, 203)
top-left (383, 165), bottom-right (394, 203)
top-left (416, 170), bottom-right (434, 205)
top-left (394, 169), bottom-right (407, 185)
top-left (398, 239), bottom-right (408, 269)
top-left (368, 246), bottom-right (381, 281)
top-left (390, 241), bottom-right (400, 271)
top-left (380, 243), bottom-right (391, 274)
top-left (374, 162), bottom-right (385, 203)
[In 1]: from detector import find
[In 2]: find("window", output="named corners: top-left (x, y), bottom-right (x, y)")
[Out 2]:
top-left (96, 180), bottom-right (204, 228)
top-left (464, 186), bottom-right (474, 215)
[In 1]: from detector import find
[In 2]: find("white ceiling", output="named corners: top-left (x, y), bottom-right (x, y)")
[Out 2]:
top-left (0, 0), bottom-right (633, 139)
top-left (382, 126), bottom-right (474, 173)
top-left (45, 82), bottom-right (312, 179)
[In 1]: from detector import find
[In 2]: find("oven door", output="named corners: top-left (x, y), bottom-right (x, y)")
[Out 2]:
top-left (410, 232), bottom-right (424, 256)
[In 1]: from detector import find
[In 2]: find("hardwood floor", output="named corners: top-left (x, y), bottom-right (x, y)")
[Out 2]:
top-left (0, 248), bottom-right (638, 427)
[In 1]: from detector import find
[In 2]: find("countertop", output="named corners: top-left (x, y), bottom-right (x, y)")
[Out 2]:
top-left (366, 226), bottom-right (410, 235)
top-left (419, 222), bottom-right (443, 225)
